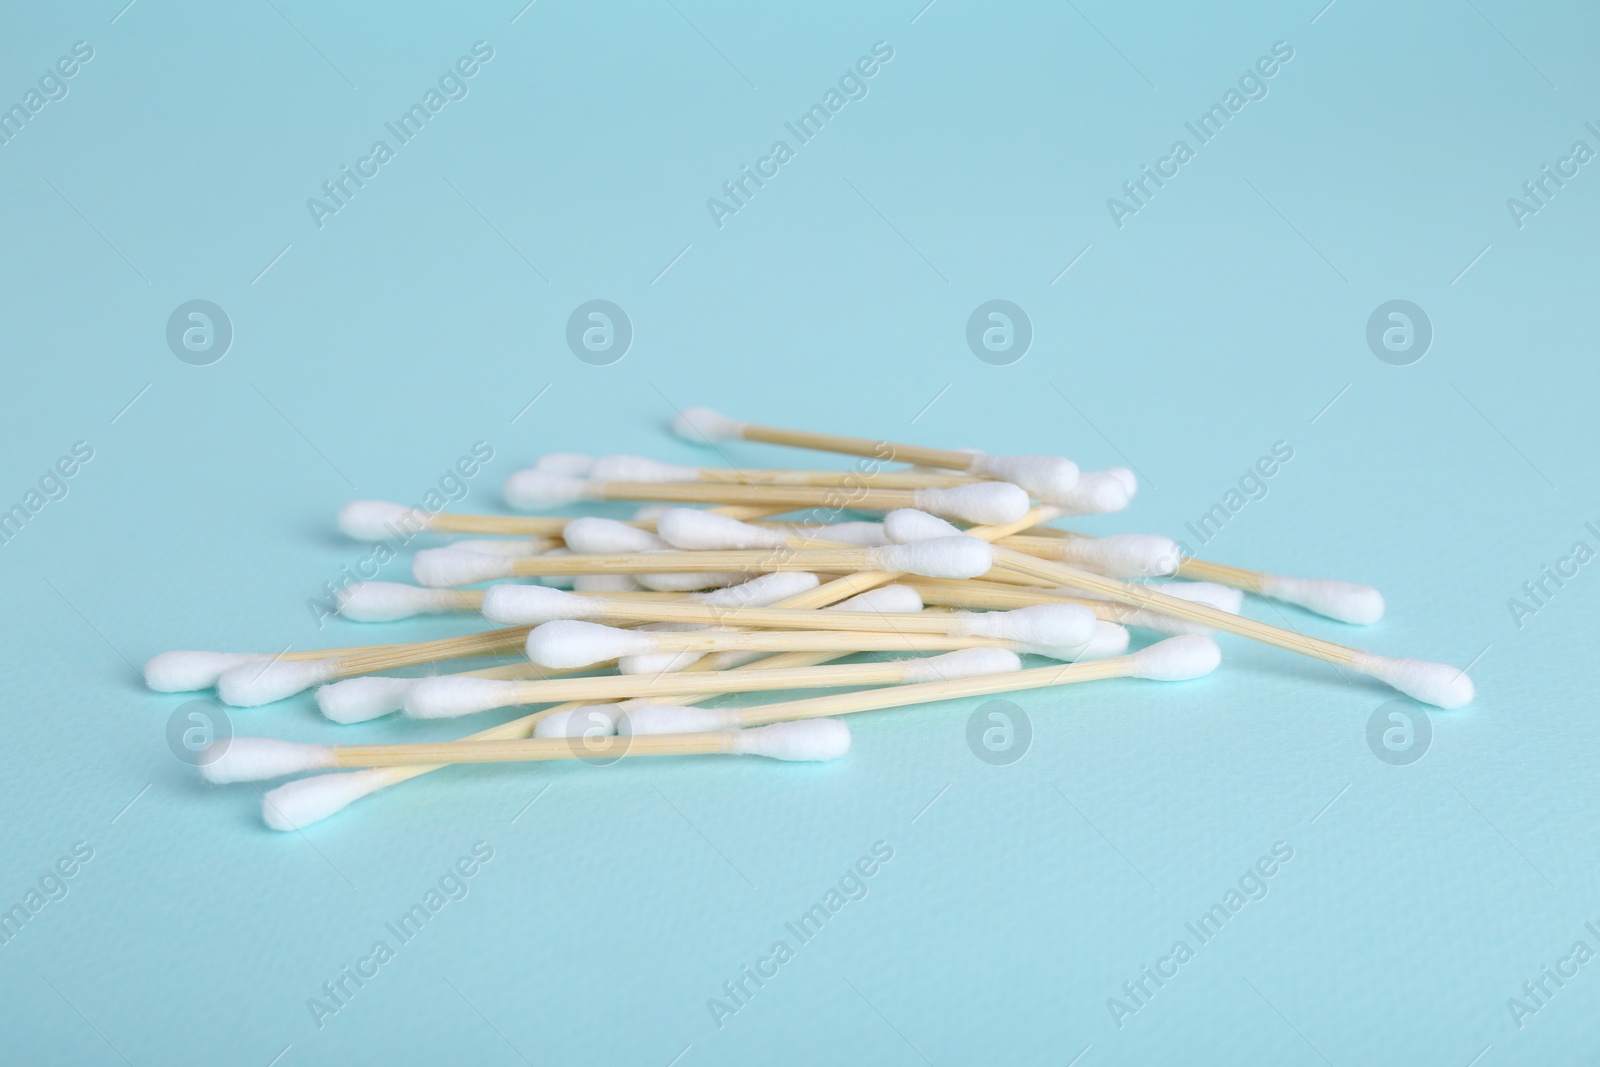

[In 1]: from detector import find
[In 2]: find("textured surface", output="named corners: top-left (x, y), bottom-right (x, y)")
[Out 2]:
top-left (1, 1), bottom-right (1595, 1063)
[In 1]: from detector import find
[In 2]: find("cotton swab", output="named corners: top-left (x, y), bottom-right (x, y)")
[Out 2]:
top-left (616, 634), bottom-right (1221, 734)
top-left (989, 548), bottom-right (1473, 707)
top-left (410, 537), bottom-right (998, 587)
top-left (524, 614), bottom-right (1127, 671)
top-left (201, 719), bottom-right (852, 782)
top-left (668, 407), bottom-right (1083, 504)
top-left (336, 499), bottom-right (784, 541)
top-left (502, 471), bottom-right (1031, 526)
top-left (904, 577), bottom-right (1242, 636)
top-left (401, 647), bottom-right (1021, 719)
top-left (210, 627), bottom-right (534, 707)
top-left (1020, 526), bottom-right (1385, 624)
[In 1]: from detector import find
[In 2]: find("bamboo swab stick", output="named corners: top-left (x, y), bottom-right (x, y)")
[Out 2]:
top-left (988, 547), bottom-right (1474, 708)
top-left (410, 538), bottom-right (996, 587)
top-left (336, 500), bottom-right (783, 540)
top-left (206, 720), bottom-right (852, 779)
top-left (503, 475), bottom-right (1030, 526)
top-left (400, 648), bottom-right (1022, 719)
top-left (904, 577), bottom-right (1242, 635)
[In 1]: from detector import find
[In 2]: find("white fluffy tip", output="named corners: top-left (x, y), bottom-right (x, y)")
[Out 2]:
top-left (526, 621), bottom-right (657, 669)
top-left (1152, 581), bottom-right (1245, 615)
top-left (784, 521), bottom-right (889, 547)
top-left (1257, 575), bottom-right (1386, 625)
top-left (144, 651), bottom-right (264, 692)
top-left (533, 704), bottom-right (622, 739)
top-left (261, 769), bottom-right (393, 831)
top-left (316, 676), bottom-right (415, 724)
top-left (1126, 635), bottom-right (1222, 681)
top-left (656, 508), bottom-right (788, 550)
top-left (883, 508), bottom-right (963, 543)
top-left (534, 452), bottom-right (595, 475)
top-left (1077, 621), bottom-right (1132, 660)
top-left (954, 604), bottom-right (1099, 657)
top-left (404, 677), bottom-right (526, 719)
top-left (216, 659), bottom-right (342, 707)
top-left (637, 571), bottom-right (745, 592)
top-left (967, 454), bottom-right (1080, 503)
top-left (672, 406), bottom-right (745, 442)
top-left (561, 516), bottom-right (665, 554)
top-left (412, 548), bottom-right (516, 587)
top-left (337, 500), bottom-right (429, 541)
top-left (199, 737), bottom-right (335, 784)
top-left (1064, 534), bottom-right (1181, 579)
top-left (869, 536), bottom-right (994, 579)
top-left (337, 582), bottom-right (461, 622)
top-left (481, 584), bottom-right (597, 625)
top-left (732, 719), bottom-right (852, 762)
top-left (902, 647), bottom-right (1023, 683)
top-left (504, 470), bottom-right (591, 510)
top-left (573, 574), bottom-right (644, 593)
top-left (831, 584), bottom-right (923, 614)
top-left (1056, 469), bottom-right (1136, 514)
top-left (693, 571), bottom-right (821, 608)
top-left (911, 482), bottom-right (1030, 525)
top-left (589, 455), bottom-right (702, 483)
top-left (1356, 654), bottom-right (1475, 709)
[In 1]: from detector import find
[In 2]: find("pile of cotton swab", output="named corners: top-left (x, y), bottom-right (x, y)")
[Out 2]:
top-left (149, 408), bottom-right (1475, 832)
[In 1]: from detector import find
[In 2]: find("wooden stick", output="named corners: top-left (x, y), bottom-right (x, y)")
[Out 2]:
top-left (660, 468), bottom-right (975, 489)
top-left (707, 416), bottom-right (993, 473)
top-left (734, 658), bottom-right (1136, 725)
top-left (547, 598), bottom-right (1017, 635)
top-left (330, 731), bottom-right (743, 767)
top-left (497, 547), bottom-right (923, 577)
top-left (577, 481), bottom-right (1007, 513)
top-left (408, 504), bottom-right (786, 536)
top-left (547, 629), bottom-right (1024, 661)
top-left (468, 656), bottom-right (993, 705)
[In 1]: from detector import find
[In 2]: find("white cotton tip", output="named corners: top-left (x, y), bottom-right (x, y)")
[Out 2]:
top-left (337, 582), bottom-right (461, 622)
top-left (693, 571), bottom-right (821, 608)
top-left (1058, 534), bottom-right (1182, 578)
top-left (1152, 581), bottom-right (1245, 615)
top-left (616, 704), bottom-right (740, 736)
top-left (656, 508), bottom-right (789, 550)
top-left (672, 406), bottom-right (745, 443)
top-left (966, 454), bottom-right (1080, 503)
top-left (637, 571), bottom-right (744, 592)
top-left (589, 454), bottom-right (702, 483)
top-left (447, 538), bottom-right (548, 557)
top-left (562, 517), bottom-right (665, 554)
top-left (261, 769), bottom-right (393, 831)
top-left (632, 505), bottom-right (674, 523)
top-left (316, 676), bottom-right (416, 724)
top-left (216, 659), bottom-right (343, 707)
top-left (535, 452), bottom-right (595, 476)
top-left (784, 521), bottom-right (890, 546)
top-left (482, 584), bottom-right (597, 624)
top-left (867, 536), bottom-right (995, 579)
top-left (1254, 574), bottom-right (1385, 625)
top-left (1077, 622), bottom-right (1132, 660)
top-left (412, 548), bottom-right (517, 587)
top-left (337, 500), bottom-right (429, 541)
top-left (536, 548), bottom-right (576, 589)
top-left (504, 470), bottom-right (593, 510)
top-left (911, 482), bottom-right (1030, 525)
top-left (1125, 634), bottom-right (1223, 681)
top-left (732, 719), bottom-right (852, 762)
top-left (573, 574), bottom-right (644, 592)
top-left (533, 704), bottom-right (622, 739)
top-left (883, 509), bottom-right (963, 544)
top-left (404, 677), bottom-right (526, 719)
top-left (144, 651), bottom-right (265, 692)
top-left (526, 621), bottom-right (658, 669)
top-left (902, 647), bottom-right (1023, 683)
top-left (1054, 469), bottom-right (1136, 514)
top-left (199, 737), bottom-right (336, 784)
top-left (952, 604), bottom-right (1099, 658)
top-left (832, 584), bottom-right (924, 614)
top-left (1353, 654), bottom-right (1475, 709)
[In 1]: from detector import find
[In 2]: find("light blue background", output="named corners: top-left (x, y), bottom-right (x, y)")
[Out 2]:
top-left (1, 1), bottom-right (1596, 1063)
